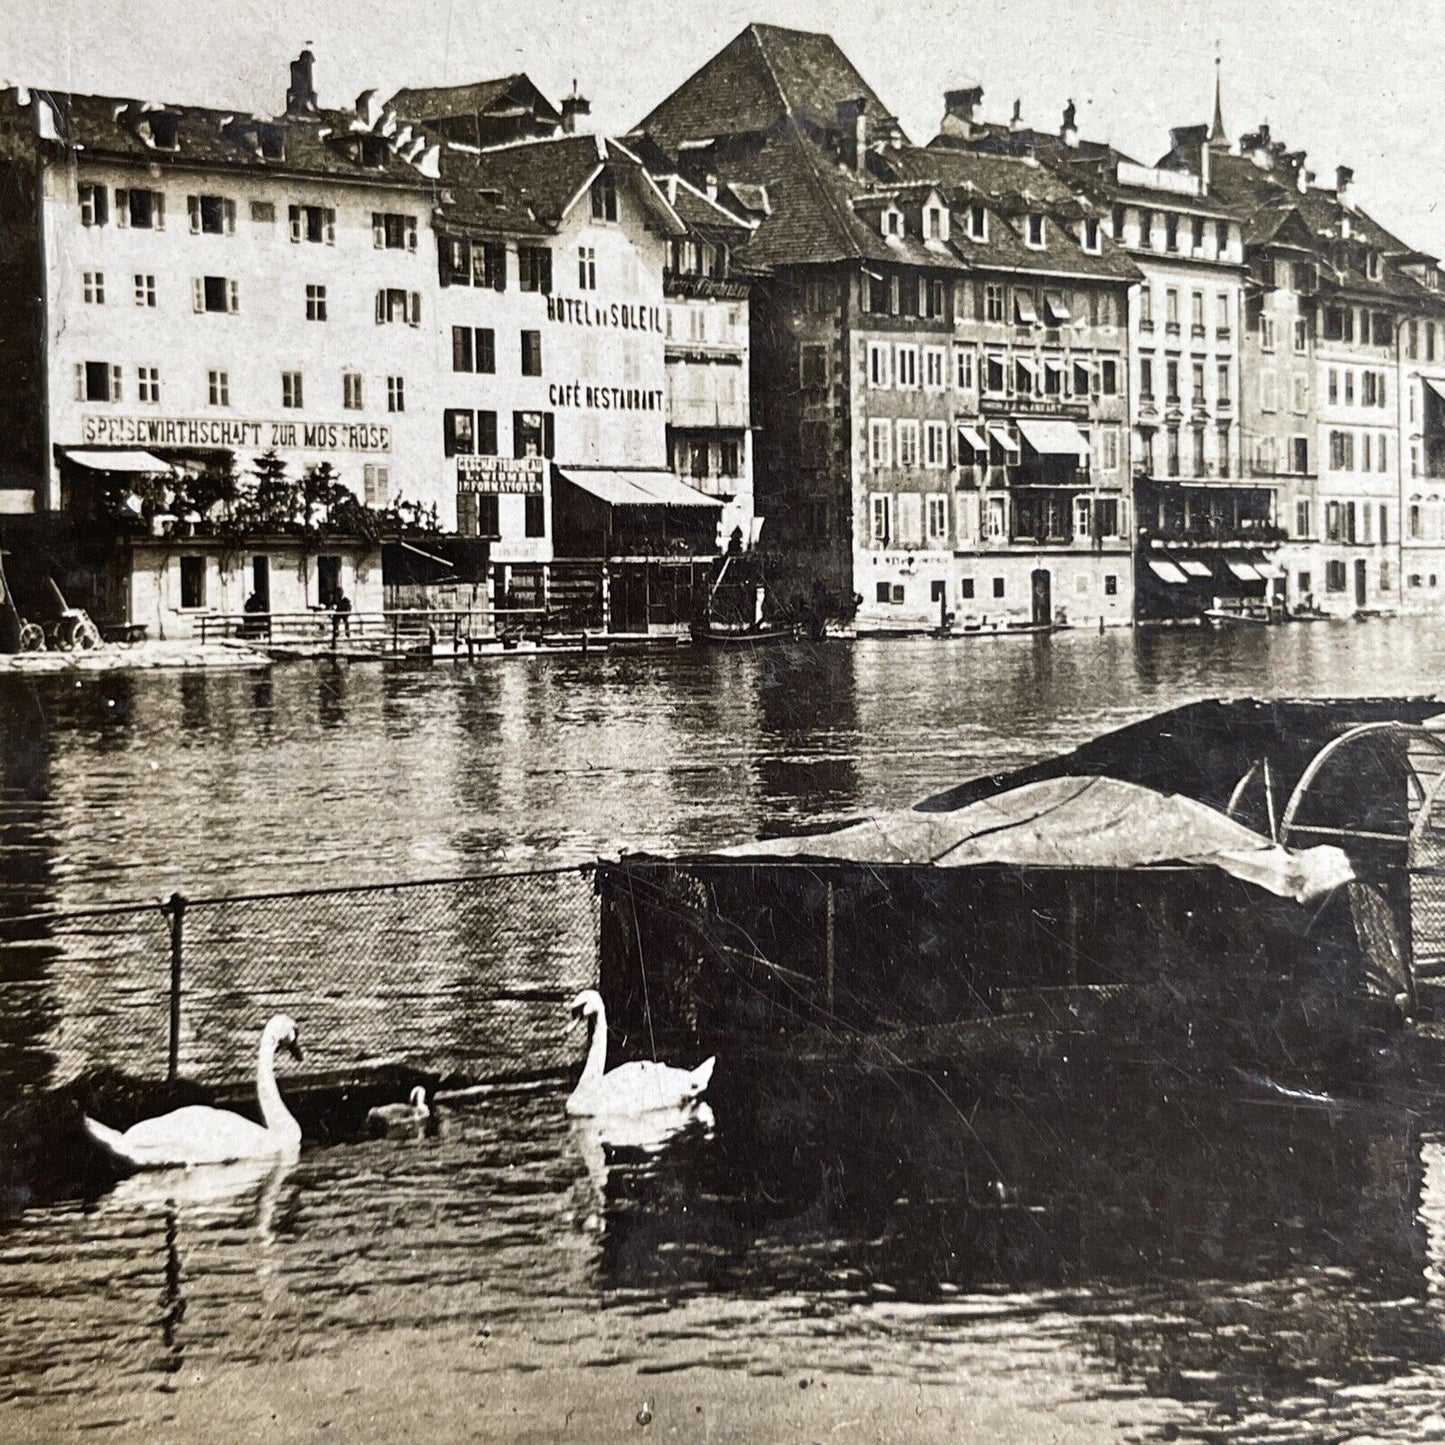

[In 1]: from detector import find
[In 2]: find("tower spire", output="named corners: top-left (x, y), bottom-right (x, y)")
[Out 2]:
top-left (1209, 53), bottom-right (1228, 150)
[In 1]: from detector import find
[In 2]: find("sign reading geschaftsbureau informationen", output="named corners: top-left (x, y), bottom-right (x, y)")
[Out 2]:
top-left (456, 456), bottom-right (545, 494)
top-left (80, 415), bottom-right (393, 453)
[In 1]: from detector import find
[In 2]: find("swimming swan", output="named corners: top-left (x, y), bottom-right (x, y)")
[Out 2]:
top-left (564, 989), bottom-right (715, 1117)
top-left (367, 1086), bottom-right (431, 1137)
top-left (84, 1015), bottom-right (304, 1168)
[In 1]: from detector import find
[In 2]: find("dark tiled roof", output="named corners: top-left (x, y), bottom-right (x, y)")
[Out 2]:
top-left (638, 22), bottom-right (892, 150)
top-left (19, 88), bottom-right (432, 188)
top-left (876, 147), bottom-right (1140, 282)
top-left (389, 74), bottom-right (559, 125)
top-left (663, 177), bottom-right (754, 238)
top-left (436, 134), bottom-right (684, 240)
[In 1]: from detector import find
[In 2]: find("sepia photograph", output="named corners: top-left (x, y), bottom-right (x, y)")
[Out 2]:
top-left (4, 0), bottom-right (1445, 1439)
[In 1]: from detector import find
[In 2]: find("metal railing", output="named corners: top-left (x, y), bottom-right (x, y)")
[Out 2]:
top-left (197, 608), bottom-right (528, 649)
top-left (0, 866), bottom-right (599, 1091)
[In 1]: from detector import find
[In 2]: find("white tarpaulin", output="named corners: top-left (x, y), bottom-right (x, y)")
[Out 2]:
top-left (63, 449), bottom-right (177, 475)
top-left (717, 775), bottom-right (1354, 904)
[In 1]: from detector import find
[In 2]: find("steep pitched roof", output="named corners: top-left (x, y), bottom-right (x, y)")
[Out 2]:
top-left (638, 22), bottom-right (892, 149)
top-left (437, 133), bottom-right (683, 239)
top-left (389, 74), bottom-right (560, 127)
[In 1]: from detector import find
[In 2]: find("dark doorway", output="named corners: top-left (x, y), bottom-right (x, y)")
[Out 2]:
top-left (252, 555), bottom-right (270, 611)
top-left (610, 567), bottom-right (649, 633)
top-left (317, 555), bottom-right (342, 609)
top-left (1354, 558), bottom-right (1367, 609)
top-left (1031, 568), bottom-right (1052, 627)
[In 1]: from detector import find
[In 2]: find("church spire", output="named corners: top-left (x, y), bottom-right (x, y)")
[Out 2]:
top-left (1209, 54), bottom-right (1228, 151)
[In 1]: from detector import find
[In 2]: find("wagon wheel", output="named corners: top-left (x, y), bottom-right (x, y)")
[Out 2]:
top-left (71, 614), bottom-right (102, 650)
top-left (16, 620), bottom-right (45, 652)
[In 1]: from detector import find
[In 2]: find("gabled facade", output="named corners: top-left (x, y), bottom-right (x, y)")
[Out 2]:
top-left (639, 23), bottom-right (1138, 631)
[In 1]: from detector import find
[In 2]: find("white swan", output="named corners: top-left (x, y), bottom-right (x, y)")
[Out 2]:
top-left (367, 1085), bottom-right (431, 1137)
top-left (564, 989), bottom-right (715, 1117)
top-left (84, 1015), bottom-right (304, 1168)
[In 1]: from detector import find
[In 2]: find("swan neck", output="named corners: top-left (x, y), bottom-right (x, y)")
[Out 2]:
top-left (580, 1007), bottom-right (609, 1087)
top-left (257, 1032), bottom-right (300, 1141)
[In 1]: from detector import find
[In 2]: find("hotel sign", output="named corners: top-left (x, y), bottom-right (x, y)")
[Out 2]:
top-left (81, 415), bottom-right (392, 453)
top-left (456, 456), bottom-right (544, 494)
top-left (545, 295), bottom-right (663, 334)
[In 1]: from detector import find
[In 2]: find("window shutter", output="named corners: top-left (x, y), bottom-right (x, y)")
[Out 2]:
top-left (493, 244), bottom-right (506, 292)
top-left (438, 245), bottom-right (451, 288)
top-left (115, 188), bottom-right (129, 227)
top-left (153, 193), bottom-right (165, 229)
top-left (109, 365), bottom-right (122, 401)
top-left (543, 413), bottom-right (555, 459)
top-left (541, 248), bottom-right (552, 295)
top-left (443, 411), bottom-right (457, 458)
top-left (513, 412), bottom-right (524, 459)
top-left (409, 291), bottom-right (421, 326)
top-left (325, 209), bottom-right (335, 245)
top-left (192, 278), bottom-right (204, 312)
top-left (452, 326), bottom-right (472, 372)
top-left (73, 363), bottom-right (85, 401)
top-left (372, 213), bottom-right (385, 249)
top-left (375, 290), bottom-right (385, 325)
top-left (227, 279), bottom-right (239, 313)
top-left (188, 195), bottom-right (200, 233)
top-left (288, 205), bottom-right (301, 242)
top-left (406, 217), bottom-right (417, 253)
top-left (224, 198), bottom-right (236, 234)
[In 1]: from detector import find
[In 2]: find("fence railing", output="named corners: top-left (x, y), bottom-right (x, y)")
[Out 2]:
top-left (0, 865), bottom-right (599, 1093)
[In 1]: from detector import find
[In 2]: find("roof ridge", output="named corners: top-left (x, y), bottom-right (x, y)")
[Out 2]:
top-left (746, 22), bottom-right (795, 125)
top-left (785, 118), bottom-right (868, 261)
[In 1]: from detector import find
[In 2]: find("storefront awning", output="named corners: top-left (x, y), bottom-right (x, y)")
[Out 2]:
top-left (63, 449), bottom-right (177, 476)
top-left (1176, 556), bottom-right (1214, 578)
top-left (1043, 290), bottom-right (1072, 324)
top-left (1424, 378), bottom-right (1445, 405)
top-left (555, 468), bottom-right (722, 509)
top-left (956, 426), bottom-right (987, 453)
top-left (987, 426), bottom-right (1020, 454)
top-left (1148, 559), bottom-right (1189, 584)
top-left (1017, 418), bottom-right (1090, 461)
top-left (1225, 557), bottom-right (1266, 582)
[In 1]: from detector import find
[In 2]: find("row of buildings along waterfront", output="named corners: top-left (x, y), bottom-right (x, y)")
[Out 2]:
top-left (2, 25), bottom-right (1445, 637)
top-left (0, 55), bottom-right (753, 636)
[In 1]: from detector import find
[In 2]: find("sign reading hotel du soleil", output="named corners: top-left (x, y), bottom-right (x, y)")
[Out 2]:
top-left (81, 415), bottom-right (392, 453)
top-left (456, 455), bottom-right (544, 494)
top-left (545, 295), bottom-right (663, 333)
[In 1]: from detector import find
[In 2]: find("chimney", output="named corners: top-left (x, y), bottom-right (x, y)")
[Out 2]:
top-left (355, 88), bottom-right (382, 130)
top-left (837, 97), bottom-right (867, 174)
top-left (705, 172), bottom-right (719, 201)
top-left (1009, 98), bottom-right (1024, 133)
top-left (940, 84), bottom-right (984, 140)
top-left (1060, 98), bottom-right (1078, 148)
top-left (286, 49), bottom-right (319, 118)
top-left (560, 82), bottom-right (590, 135)
top-left (1282, 149), bottom-right (1308, 194)
top-left (1336, 164), bottom-right (1355, 209)
top-left (1242, 122), bottom-right (1273, 169)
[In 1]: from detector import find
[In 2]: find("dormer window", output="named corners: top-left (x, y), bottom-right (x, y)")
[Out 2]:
top-left (966, 203), bottom-right (987, 241)
top-left (591, 172), bottom-right (618, 223)
top-left (1026, 214), bottom-right (1045, 248)
top-left (1082, 217), bottom-right (1101, 253)
top-left (149, 112), bottom-right (180, 150)
top-left (1366, 251), bottom-right (1382, 281)
top-left (883, 207), bottom-right (903, 238)
top-left (926, 206), bottom-right (946, 241)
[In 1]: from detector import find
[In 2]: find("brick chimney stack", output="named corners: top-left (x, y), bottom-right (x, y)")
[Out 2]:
top-left (1336, 165), bottom-right (1355, 209)
top-left (837, 97), bottom-right (868, 174)
top-left (286, 48), bottom-right (319, 119)
top-left (560, 81), bottom-right (590, 134)
top-left (940, 84), bottom-right (984, 141)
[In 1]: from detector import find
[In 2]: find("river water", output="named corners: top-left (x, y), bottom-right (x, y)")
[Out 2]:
top-left (5, 620), bottom-right (1445, 1440)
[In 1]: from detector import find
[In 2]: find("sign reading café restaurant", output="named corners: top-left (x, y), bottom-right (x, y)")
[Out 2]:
top-left (456, 455), bottom-right (544, 494)
top-left (80, 415), bottom-right (393, 453)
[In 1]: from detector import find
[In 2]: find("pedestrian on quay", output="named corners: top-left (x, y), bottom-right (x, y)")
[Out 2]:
top-left (332, 590), bottom-right (353, 644)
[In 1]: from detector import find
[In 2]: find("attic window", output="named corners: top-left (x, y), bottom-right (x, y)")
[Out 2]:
top-left (1082, 217), bottom-right (1101, 252)
top-left (1366, 251), bottom-right (1382, 281)
top-left (966, 203), bottom-right (987, 242)
top-left (925, 206), bottom-right (945, 241)
top-left (884, 209), bottom-right (902, 238)
top-left (360, 136), bottom-right (388, 168)
top-left (1026, 214), bottom-right (1045, 248)
top-left (591, 172), bottom-right (618, 223)
top-left (150, 112), bottom-right (180, 150)
top-left (256, 123), bottom-right (285, 160)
